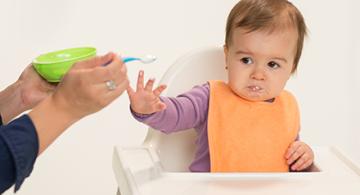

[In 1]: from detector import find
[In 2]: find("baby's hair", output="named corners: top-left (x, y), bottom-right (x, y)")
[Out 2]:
top-left (225, 0), bottom-right (307, 72)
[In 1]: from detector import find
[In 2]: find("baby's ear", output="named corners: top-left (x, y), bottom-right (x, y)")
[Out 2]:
top-left (223, 45), bottom-right (229, 69)
top-left (291, 64), bottom-right (297, 74)
top-left (223, 45), bottom-right (228, 55)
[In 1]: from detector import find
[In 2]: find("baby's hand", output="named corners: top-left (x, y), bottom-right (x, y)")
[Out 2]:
top-left (285, 141), bottom-right (314, 171)
top-left (127, 70), bottom-right (167, 114)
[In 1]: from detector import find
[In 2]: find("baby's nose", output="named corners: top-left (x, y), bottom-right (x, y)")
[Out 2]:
top-left (250, 69), bottom-right (266, 80)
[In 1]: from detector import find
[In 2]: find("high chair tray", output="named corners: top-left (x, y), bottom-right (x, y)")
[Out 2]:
top-left (113, 146), bottom-right (360, 195)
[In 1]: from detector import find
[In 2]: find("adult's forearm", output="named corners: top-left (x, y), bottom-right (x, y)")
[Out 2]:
top-left (28, 95), bottom-right (81, 154)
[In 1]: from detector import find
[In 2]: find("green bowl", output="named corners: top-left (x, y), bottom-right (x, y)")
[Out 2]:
top-left (32, 47), bottom-right (97, 82)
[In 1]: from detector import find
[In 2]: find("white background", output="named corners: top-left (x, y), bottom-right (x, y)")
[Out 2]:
top-left (1, 0), bottom-right (359, 194)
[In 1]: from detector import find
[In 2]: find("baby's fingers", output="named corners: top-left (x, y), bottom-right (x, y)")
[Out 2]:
top-left (286, 141), bottom-right (301, 159)
top-left (291, 153), bottom-right (312, 171)
top-left (145, 78), bottom-right (155, 91)
top-left (153, 85), bottom-right (167, 96)
top-left (290, 157), bottom-right (304, 171)
top-left (136, 70), bottom-right (145, 91)
top-left (287, 146), bottom-right (305, 165)
top-left (297, 159), bottom-right (313, 171)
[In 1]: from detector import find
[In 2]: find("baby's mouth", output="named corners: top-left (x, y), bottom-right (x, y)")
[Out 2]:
top-left (247, 85), bottom-right (262, 92)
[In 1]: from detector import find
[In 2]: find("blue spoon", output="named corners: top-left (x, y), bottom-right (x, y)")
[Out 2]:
top-left (103, 55), bottom-right (156, 66)
top-left (122, 55), bottom-right (157, 64)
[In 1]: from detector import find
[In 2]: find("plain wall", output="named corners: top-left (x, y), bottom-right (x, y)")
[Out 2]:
top-left (1, 0), bottom-right (359, 194)
top-left (348, 0), bottom-right (360, 162)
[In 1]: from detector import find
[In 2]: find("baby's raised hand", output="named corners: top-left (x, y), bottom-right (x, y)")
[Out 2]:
top-left (285, 141), bottom-right (314, 171)
top-left (127, 70), bottom-right (167, 114)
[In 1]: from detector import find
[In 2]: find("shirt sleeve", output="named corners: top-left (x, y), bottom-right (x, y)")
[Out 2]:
top-left (0, 114), bottom-right (39, 193)
top-left (131, 83), bottom-right (210, 134)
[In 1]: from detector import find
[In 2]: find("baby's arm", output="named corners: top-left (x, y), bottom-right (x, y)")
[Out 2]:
top-left (285, 141), bottom-right (314, 171)
top-left (127, 70), bottom-right (209, 133)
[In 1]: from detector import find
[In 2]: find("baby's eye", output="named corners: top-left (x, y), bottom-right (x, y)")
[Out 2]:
top-left (268, 61), bottom-right (280, 69)
top-left (241, 57), bottom-right (253, 65)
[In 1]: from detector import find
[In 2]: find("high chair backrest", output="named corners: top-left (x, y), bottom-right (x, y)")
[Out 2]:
top-left (142, 46), bottom-right (227, 171)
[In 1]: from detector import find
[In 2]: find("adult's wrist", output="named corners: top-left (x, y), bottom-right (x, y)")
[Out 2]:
top-left (32, 95), bottom-right (81, 128)
top-left (50, 92), bottom-right (85, 122)
top-left (0, 81), bottom-right (26, 124)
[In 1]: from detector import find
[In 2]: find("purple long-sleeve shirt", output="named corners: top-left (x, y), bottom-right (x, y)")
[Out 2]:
top-left (132, 83), bottom-right (211, 172)
top-left (132, 83), bottom-right (300, 172)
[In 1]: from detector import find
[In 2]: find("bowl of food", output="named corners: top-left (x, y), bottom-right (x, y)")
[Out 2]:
top-left (32, 47), bottom-right (96, 82)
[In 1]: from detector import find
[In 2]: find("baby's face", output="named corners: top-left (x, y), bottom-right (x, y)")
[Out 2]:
top-left (224, 27), bottom-right (297, 101)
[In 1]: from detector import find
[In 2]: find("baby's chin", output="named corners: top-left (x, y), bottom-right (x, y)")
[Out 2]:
top-left (229, 86), bottom-right (277, 102)
top-left (235, 91), bottom-right (273, 102)
top-left (241, 96), bottom-right (268, 102)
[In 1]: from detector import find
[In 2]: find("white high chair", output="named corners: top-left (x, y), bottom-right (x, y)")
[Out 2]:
top-left (113, 47), bottom-right (360, 195)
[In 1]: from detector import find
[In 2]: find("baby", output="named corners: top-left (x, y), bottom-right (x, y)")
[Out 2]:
top-left (127, 0), bottom-right (314, 172)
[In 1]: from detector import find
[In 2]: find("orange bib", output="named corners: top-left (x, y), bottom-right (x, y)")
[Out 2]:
top-left (208, 81), bottom-right (299, 172)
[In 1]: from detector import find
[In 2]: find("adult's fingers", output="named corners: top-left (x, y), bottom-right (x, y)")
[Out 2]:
top-left (77, 75), bottom-right (128, 109)
top-left (73, 52), bottom-right (115, 69)
top-left (92, 72), bottom-right (129, 95)
top-left (103, 77), bottom-right (129, 103)
top-left (87, 55), bottom-right (126, 85)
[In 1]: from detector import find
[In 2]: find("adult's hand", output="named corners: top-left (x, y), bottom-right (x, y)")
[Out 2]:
top-left (29, 52), bottom-right (129, 153)
top-left (0, 65), bottom-right (55, 124)
top-left (18, 64), bottom-right (56, 111)
top-left (53, 52), bottom-right (128, 119)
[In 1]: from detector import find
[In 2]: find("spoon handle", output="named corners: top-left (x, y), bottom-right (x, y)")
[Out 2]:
top-left (102, 56), bottom-right (140, 66)
top-left (122, 57), bottom-right (141, 63)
